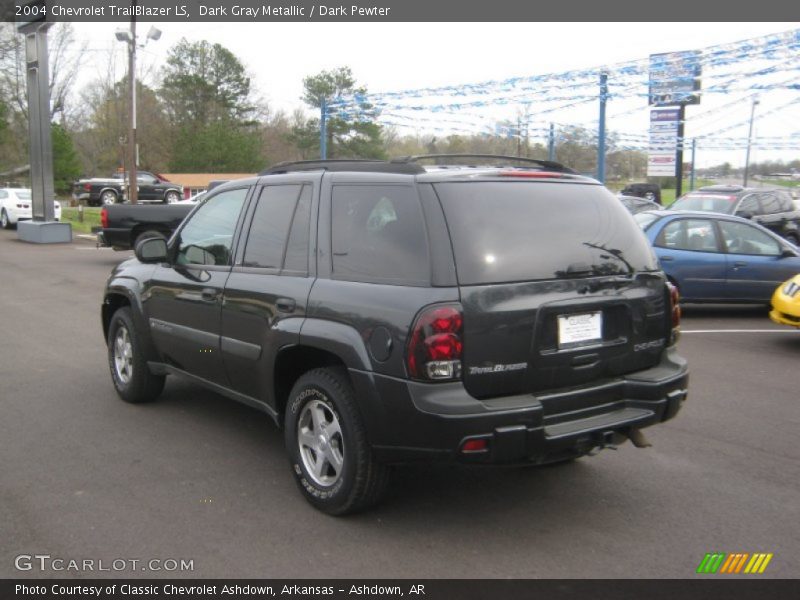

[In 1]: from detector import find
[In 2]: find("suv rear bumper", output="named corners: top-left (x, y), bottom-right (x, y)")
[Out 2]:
top-left (352, 348), bottom-right (688, 464)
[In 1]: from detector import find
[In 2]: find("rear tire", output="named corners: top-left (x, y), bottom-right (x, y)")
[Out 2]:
top-left (284, 367), bottom-right (390, 515)
top-left (107, 307), bottom-right (165, 403)
top-left (101, 190), bottom-right (119, 205)
top-left (1, 209), bottom-right (12, 230)
top-left (785, 233), bottom-right (799, 246)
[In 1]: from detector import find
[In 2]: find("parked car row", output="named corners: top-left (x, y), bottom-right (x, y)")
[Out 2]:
top-left (634, 210), bottom-right (799, 304)
top-left (669, 185), bottom-right (800, 245)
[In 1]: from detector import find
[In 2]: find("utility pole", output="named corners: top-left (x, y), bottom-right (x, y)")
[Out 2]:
top-left (548, 122), bottom-right (555, 161)
top-left (690, 138), bottom-right (697, 191)
top-left (127, 6), bottom-right (138, 203)
top-left (743, 97), bottom-right (760, 187)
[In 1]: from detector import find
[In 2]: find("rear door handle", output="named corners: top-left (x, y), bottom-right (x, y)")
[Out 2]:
top-left (660, 256), bottom-right (674, 262)
top-left (201, 287), bottom-right (219, 302)
top-left (733, 261), bottom-right (748, 268)
top-left (276, 298), bottom-right (296, 313)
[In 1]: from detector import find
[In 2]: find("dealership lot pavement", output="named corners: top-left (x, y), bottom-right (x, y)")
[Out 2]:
top-left (1, 230), bottom-right (799, 579)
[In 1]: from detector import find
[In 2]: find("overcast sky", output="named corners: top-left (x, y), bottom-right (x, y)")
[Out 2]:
top-left (71, 21), bottom-right (800, 167)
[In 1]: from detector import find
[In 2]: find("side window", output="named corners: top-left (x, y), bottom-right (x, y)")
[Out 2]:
top-left (331, 185), bottom-right (430, 285)
top-left (283, 185), bottom-right (312, 274)
top-left (176, 188), bottom-right (247, 266)
top-left (719, 221), bottom-right (781, 256)
top-left (736, 195), bottom-right (760, 216)
top-left (759, 193), bottom-right (780, 214)
top-left (242, 185), bottom-right (302, 269)
top-left (0, 190), bottom-right (7, 200)
top-left (656, 219), bottom-right (719, 252)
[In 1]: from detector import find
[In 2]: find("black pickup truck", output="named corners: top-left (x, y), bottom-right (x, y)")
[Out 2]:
top-left (99, 203), bottom-right (194, 250)
top-left (73, 171), bottom-right (183, 207)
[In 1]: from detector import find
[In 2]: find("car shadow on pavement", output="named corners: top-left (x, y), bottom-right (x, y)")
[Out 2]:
top-left (680, 303), bottom-right (770, 319)
top-left (151, 378), bottom-right (653, 525)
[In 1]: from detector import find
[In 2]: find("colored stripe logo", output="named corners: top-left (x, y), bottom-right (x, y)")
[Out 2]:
top-left (697, 552), bottom-right (773, 574)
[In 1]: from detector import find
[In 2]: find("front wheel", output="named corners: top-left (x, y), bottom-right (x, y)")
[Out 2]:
top-left (284, 368), bottom-right (389, 515)
top-left (165, 190), bottom-right (181, 203)
top-left (107, 307), bottom-right (165, 403)
top-left (785, 233), bottom-right (799, 247)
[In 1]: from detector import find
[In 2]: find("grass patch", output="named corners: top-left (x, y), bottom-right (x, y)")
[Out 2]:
top-left (60, 207), bottom-right (102, 235)
top-left (759, 179), bottom-right (799, 189)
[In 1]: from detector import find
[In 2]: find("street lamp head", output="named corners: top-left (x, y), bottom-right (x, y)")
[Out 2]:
top-left (114, 29), bottom-right (132, 43)
top-left (146, 27), bottom-right (162, 42)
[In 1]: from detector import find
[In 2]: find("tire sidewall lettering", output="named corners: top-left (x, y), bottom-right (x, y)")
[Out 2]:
top-left (289, 385), bottom-right (346, 500)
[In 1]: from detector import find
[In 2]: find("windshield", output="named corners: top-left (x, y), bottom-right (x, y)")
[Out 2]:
top-left (434, 181), bottom-right (659, 285)
top-left (670, 192), bottom-right (737, 214)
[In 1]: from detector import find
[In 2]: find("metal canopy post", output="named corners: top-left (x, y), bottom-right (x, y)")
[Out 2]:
top-left (320, 99), bottom-right (328, 160)
top-left (22, 22), bottom-right (55, 222)
top-left (16, 18), bottom-right (71, 243)
top-left (597, 71), bottom-right (608, 183)
top-left (675, 104), bottom-right (686, 198)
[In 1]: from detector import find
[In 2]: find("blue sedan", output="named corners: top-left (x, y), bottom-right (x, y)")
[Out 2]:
top-left (635, 210), bottom-right (800, 303)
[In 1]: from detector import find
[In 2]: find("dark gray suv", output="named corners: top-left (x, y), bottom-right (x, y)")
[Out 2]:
top-left (102, 156), bottom-right (688, 515)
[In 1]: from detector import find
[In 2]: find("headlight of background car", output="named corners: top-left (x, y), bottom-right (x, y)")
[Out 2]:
top-left (783, 280), bottom-right (800, 297)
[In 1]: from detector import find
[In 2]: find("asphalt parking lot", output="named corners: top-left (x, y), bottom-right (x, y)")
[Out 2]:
top-left (1, 230), bottom-right (799, 579)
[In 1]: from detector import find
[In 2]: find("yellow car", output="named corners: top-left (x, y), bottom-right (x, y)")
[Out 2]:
top-left (770, 274), bottom-right (800, 328)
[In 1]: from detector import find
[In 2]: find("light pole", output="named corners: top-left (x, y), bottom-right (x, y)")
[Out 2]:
top-left (115, 14), bottom-right (161, 204)
top-left (743, 96), bottom-right (759, 188)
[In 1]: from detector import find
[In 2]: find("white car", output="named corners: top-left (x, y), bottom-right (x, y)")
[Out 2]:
top-left (0, 188), bottom-right (61, 229)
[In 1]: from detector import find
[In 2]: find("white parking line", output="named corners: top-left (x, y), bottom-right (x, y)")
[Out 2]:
top-left (682, 329), bottom-right (800, 333)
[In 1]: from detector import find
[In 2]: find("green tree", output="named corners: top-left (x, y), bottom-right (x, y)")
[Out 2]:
top-left (51, 122), bottom-right (82, 194)
top-left (293, 67), bottom-right (385, 159)
top-left (169, 122), bottom-right (263, 173)
top-left (159, 39), bottom-right (255, 126)
top-left (158, 39), bottom-right (263, 171)
top-left (74, 76), bottom-right (172, 176)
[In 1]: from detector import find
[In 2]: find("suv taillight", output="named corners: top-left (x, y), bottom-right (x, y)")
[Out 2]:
top-left (407, 304), bottom-right (463, 382)
top-left (83, 183), bottom-right (91, 192)
top-left (101, 208), bottom-right (108, 229)
top-left (667, 282), bottom-right (681, 345)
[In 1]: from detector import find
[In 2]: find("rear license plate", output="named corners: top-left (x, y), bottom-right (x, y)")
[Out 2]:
top-left (558, 311), bottom-right (602, 347)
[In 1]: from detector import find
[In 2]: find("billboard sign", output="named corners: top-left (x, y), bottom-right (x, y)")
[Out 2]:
top-left (647, 109), bottom-right (680, 177)
top-left (649, 50), bottom-right (702, 106)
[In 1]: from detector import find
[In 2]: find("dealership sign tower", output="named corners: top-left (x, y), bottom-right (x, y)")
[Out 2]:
top-left (648, 50), bottom-right (702, 197)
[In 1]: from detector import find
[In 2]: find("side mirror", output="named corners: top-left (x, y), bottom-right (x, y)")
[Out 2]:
top-left (736, 211), bottom-right (753, 220)
top-left (780, 248), bottom-right (797, 259)
top-left (135, 237), bottom-right (168, 263)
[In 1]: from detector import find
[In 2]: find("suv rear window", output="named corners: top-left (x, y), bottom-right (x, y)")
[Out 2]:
top-left (671, 192), bottom-right (737, 213)
top-left (434, 181), bottom-right (658, 285)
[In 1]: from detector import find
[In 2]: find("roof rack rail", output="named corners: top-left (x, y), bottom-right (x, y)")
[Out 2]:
top-left (260, 159), bottom-right (425, 176)
top-left (391, 154), bottom-right (576, 173)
